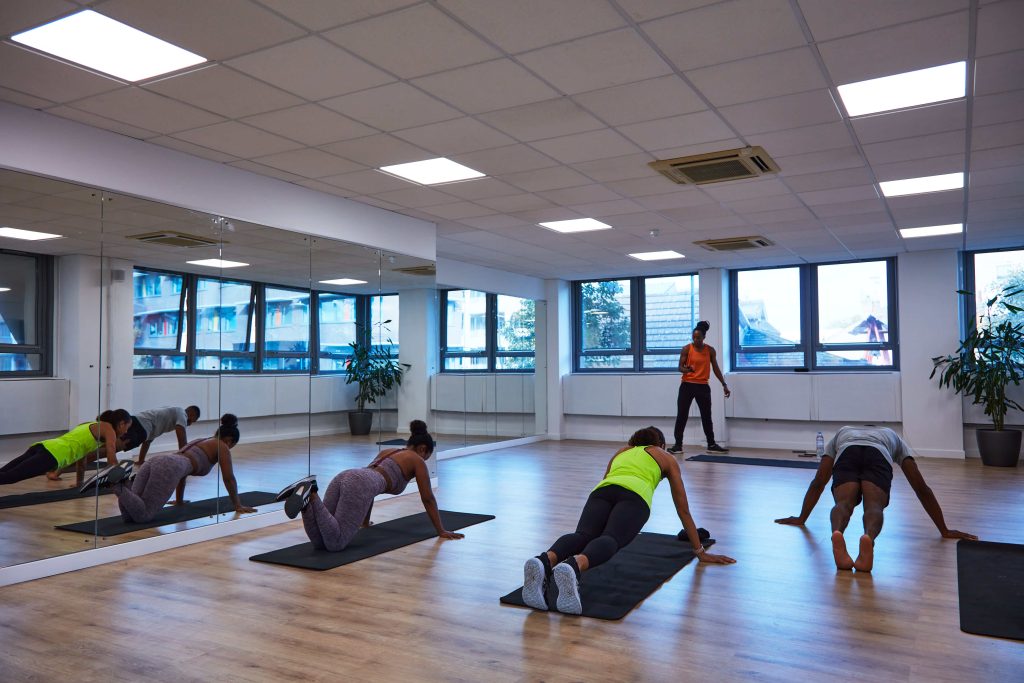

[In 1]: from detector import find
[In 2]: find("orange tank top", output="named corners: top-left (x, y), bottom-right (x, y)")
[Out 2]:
top-left (681, 344), bottom-right (711, 384)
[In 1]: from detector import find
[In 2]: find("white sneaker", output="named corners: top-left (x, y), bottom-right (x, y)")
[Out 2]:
top-left (522, 557), bottom-right (548, 611)
top-left (553, 563), bottom-right (582, 615)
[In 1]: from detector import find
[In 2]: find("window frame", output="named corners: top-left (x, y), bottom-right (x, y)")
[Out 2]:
top-left (261, 284), bottom-right (312, 374)
top-left (440, 289), bottom-right (535, 373)
top-left (192, 275), bottom-right (258, 375)
top-left (312, 291), bottom-right (360, 375)
top-left (132, 266), bottom-right (190, 375)
top-left (964, 246), bottom-right (1024, 335)
top-left (0, 249), bottom-right (53, 377)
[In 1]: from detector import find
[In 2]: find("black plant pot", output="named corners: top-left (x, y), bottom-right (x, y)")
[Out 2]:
top-left (348, 410), bottom-right (374, 436)
top-left (976, 428), bottom-right (1022, 467)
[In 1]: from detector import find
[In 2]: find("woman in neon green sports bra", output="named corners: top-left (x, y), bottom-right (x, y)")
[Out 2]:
top-left (0, 409), bottom-right (131, 488)
top-left (520, 426), bottom-right (735, 615)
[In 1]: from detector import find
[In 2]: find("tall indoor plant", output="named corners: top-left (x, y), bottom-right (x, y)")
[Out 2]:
top-left (931, 286), bottom-right (1024, 466)
top-left (344, 323), bottom-right (409, 436)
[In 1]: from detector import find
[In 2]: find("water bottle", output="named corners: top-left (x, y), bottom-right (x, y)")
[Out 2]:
top-left (816, 432), bottom-right (825, 458)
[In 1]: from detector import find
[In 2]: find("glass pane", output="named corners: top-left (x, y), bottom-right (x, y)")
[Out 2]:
top-left (496, 355), bottom-right (535, 370)
top-left (497, 295), bottom-right (536, 354)
top-left (444, 356), bottom-right (488, 371)
top-left (195, 279), bottom-right (253, 352)
top-left (735, 351), bottom-right (805, 368)
top-left (817, 261), bottom-right (889, 345)
top-left (737, 268), bottom-right (801, 346)
top-left (0, 352), bottom-right (41, 372)
top-left (132, 354), bottom-right (186, 371)
top-left (0, 252), bottom-right (39, 346)
top-left (579, 354), bottom-right (633, 369)
top-left (264, 286), bottom-right (310, 353)
top-left (642, 354), bottom-right (679, 369)
top-left (644, 275), bottom-right (698, 350)
top-left (132, 269), bottom-right (184, 350)
top-left (816, 350), bottom-right (893, 367)
top-left (318, 293), bottom-right (356, 356)
top-left (974, 249), bottom-right (1024, 329)
top-left (263, 356), bottom-right (311, 372)
top-left (371, 293), bottom-right (399, 353)
top-left (318, 356), bottom-right (351, 373)
top-left (580, 280), bottom-right (631, 352)
top-left (446, 290), bottom-right (487, 354)
top-left (196, 355), bottom-right (254, 371)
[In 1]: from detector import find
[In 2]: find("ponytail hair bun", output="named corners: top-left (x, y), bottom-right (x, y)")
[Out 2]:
top-left (695, 320), bottom-right (711, 334)
top-left (216, 413), bottom-right (241, 444)
top-left (406, 420), bottom-right (435, 455)
top-left (221, 413), bottom-right (238, 428)
top-left (409, 419), bottom-right (428, 435)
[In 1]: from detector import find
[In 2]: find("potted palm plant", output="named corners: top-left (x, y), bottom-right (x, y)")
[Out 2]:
top-left (931, 286), bottom-right (1024, 466)
top-left (344, 323), bottom-right (409, 436)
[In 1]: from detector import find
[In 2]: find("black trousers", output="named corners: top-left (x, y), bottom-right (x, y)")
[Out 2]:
top-left (0, 444), bottom-right (59, 485)
top-left (549, 484), bottom-right (650, 569)
top-left (674, 381), bottom-right (715, 446)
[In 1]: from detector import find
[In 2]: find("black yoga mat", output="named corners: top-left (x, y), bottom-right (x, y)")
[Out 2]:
top-left (500, 532), bottom-right (714, 620)
top-left (686, 454), bottom-right (819, 469)
top-left (957, 540), bottom-right (1024, 640)
top-left (375, 438), bottom-right (407, 446)
top-left (0, 486), bottom-right (115, 510)
top-left (249, 510), bottom-right (494, 570)
top-left (55, 491), bottom-right (277, 536)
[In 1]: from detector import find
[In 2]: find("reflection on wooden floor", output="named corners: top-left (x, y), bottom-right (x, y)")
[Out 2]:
top-left (0, 432), bottom-right (498, 567)
top-left (1, 440), bottom-right (1020, 681)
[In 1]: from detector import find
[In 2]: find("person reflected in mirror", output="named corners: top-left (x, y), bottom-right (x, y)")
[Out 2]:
top-left (1, 410), bottom-right (131, 488)
top-left (121, 405), bottom-right (201, 464)
top-left (775, 425), bottom-right (977, 572)
top-left (669, 321), bottom-right (731, 455)
top-left (275, 420), bottom-right (463, 551)
top-left (521, 426), bottom-right (735, 615)
top-left (83, 413), bottom-right (257, 520)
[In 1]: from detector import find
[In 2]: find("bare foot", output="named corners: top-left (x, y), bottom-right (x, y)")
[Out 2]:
top-left (46, 471), bottom-right (62, 481)
top-left (831, 531), bottom-right (854, 571)
top-left (854, 534), bottom-right (874, 572)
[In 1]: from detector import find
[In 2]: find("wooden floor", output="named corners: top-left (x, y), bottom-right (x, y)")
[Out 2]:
top-left (0, 441), bottom-right (1021, 682)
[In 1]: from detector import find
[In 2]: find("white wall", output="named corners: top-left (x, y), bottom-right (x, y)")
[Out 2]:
top-left (431, 373), bottom-right (536, 437)
top-left (436, 257), bottom-right (545, 301)
top-left (398, 288), bottom-right (438, 430)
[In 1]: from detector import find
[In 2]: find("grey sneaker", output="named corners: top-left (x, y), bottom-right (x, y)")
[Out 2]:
top-left (522, 557), bottom-right (548, 611)
top-left (707, 443), bottom-right (729, 453)
top-left (553, 563), bottom-right (582, 615)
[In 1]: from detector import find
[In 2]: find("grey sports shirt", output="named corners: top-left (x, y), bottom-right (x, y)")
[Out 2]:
top-left (824, 426), bottom-right (913, 466)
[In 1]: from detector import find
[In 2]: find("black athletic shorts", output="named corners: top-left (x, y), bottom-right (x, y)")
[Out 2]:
top-left (121, 416), bottom-right (149, 451)
top-left (830, 445), bottom-right (896, 495)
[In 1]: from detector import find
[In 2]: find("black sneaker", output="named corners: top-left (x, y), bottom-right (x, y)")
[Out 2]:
top-left (667, 444), bottom-right (683, 454)
top-left (553, 562), bottom-right (582, 615)
top-left (284, 480), bottom-right (317, 519)
top-left (78, 460), bottom-right (132, 493)
top-left (706, 443), bottom-right (729, 453)
top-left (275, 475), bottom-right (317, 502)
top-left (522, 557), bottom-right (548, 611)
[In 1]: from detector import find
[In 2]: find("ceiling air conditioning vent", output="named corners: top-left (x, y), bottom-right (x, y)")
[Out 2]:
top-left (129, 231), bottom-right (220, 248)
top-left (649, 146), bottom-right (779, 185)
top-left (392, 265), bottom-right (436, 276)
top-left (695, 236), bottom-right (775, 252)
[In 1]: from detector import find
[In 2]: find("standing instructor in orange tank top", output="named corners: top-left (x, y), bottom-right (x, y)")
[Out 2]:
top-left (669, 320), bottom-right (731, 454)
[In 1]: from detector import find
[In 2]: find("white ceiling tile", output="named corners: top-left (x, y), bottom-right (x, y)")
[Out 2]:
top-left (783, 167), bottom-right (876, 193)
top-left (241, 104), bottom-right (376, 146)
top-left (529, 129), bottom-right (642, 164)
top-left (974, 50), bottom-right (1024, 96)
top-left (872, 154), bottom-right (965, 181)
top-left (99, 0), bottom-right (307, 62)
top-left (450, 144), bottom-right (560, 175)
top-left (71, 87), bottom-right (224, 134)
top-left (0, 85), bottom-right (54, 109)
top-left (972, 121), bottom-right (1024, 151)
top-left (637, 188), bottom-right (717, 210)
top-left (257, 0), bottom-right (419, 31)
top-left (226, 159), bottom-right (308, 184)
top-left (752, 122), bottom-right (855, 157)
top-left (437, 0), bottom-right (625, 53)
top-left (686, 48), bottom-right (828, 107)
top-left (434, 178), bottom-right (521, 201)
top-left (886, 189), bottom-right (964, 209)
top-left (568, 199), bottom-right (647, 217)
top-left (296, 179), bottom-right (355, 198)
top-left (605, 175), bottom-right (684, 197)
top-left (601, 212), bottom-right (675, 228)
top-left (476, 194), bottom-right (557, 212)
top-left (776, 147), bottom-right (866, 175)
top-left (971, 144), bottom-right (1024, 171)
top-left (436, 220), bottom-right (480, 236)
top-left (145, 136), bottom-right (239, 163)
top-left (324, 4), bottom-right (500, 79)
top-left (971, 163), bottom-right (1024, 187)
top-left (798, 185), bottom-right (879, 206)
top-left (702, 177), bottom-right (793, 202)
top-left (537, 184), bottom-right (622, 205)
top-left (319, 169), bottom-right (410, 195)
top-left (796, 0), bottom-right (968, 42)
top-left (249, 148), bottom-right (362, 178)
top-left (976, 0), bottom-right (1024, 57)
top-left (821, 212), bottom-right (891, 228)
top-left (742, 206), bottom-right (819, 224)
top-left (145, 65), bottom-right (303, 119)
top-left (321, 82), bottom-right (460, 132)
top-left (321, 134), bottom-right (432, 167)
top-left (618, 110), bottom-right (734, 151)
top-left (862, 130), bottom-right (965, 165)
top-left (573, 153), bottom-right (659, 182)
top-left (45, 105), bottom-right (158, 140)
top-left (572, 75), bottom-right (707, 127)
top-left (411, 59), bottom-right (559, 114)
top-left (651, 138), bottom-right (746, 161)
top-left (477, 98), bottom-right (605, 142)
top-left (228, 37), bottom-right (395, 101)
top-left (617, 0), bottom-right (721, 22)
top-left (851, 100), bottom-right (967, 145)
top-left (890, 203), bottom-right (964, 225)
top-left (517, 28), bottom-right (673, 95)
top-left (811, 197), bottom-right (887, 217)
top-left (393, 117), bottom-right (516, 155)
top-left (718, 89), bottom-right (841, 136)
top-left (0, 0), bottom-right (75, 35)
top-left (724, 193), bottom-right (805, 213)
top-left (419, 202), bottom-right (496, 220)
top-left (459, 214), bottom-right (530, 230)
top-left (818, 12), bottom-right (969, 85)
top-left (972, 89), bottom-right (1024, 128)
top-left (0, 43), bottom-right (120, 103)
top-left (370, 186), bottom-right (458, 208)
top-left (501, 166), bottom-right (594, 193)
top-left (643, 0), bottom-right (806, 71)
top-left (173, 121), bottom-right (304, 158)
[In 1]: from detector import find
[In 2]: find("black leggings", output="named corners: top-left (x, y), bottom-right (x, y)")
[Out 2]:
top-left (0, 444), bottom-right (59, 485)
top-left (674, 381), bottom-right (715, 446)
top-left (549, 485), bottom-right (650, 569)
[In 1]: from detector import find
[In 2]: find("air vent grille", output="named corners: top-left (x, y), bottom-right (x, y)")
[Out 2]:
top-left (649, 146), bottom-right (780, 185)
top-left (129, 231), bottom-right (220, 248)
top-left (393, 265), bottom-right (436, 276)
top-left (694, 236), bottom-right (775, 252)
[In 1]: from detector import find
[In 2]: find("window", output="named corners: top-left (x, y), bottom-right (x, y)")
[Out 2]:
top-left (441, 290), bottom-right (535, 371)
top-left (370, 294), bottom-right (400, 357)
top-left (0, 250), bottom-right (51, 375)
top-left (731, 259), bottom-right (897, 371)
top-left (316, 292), bottom-right (357, 373)
top-left (263, 286), bottom-right (310, 372)
top-left (194, 278), bottom-right (255, 372)
top-left (573, 274), bottom-right (698, 371)
top-left (968, 248), bottom-right (1024, 332)
top-left (133, 268), bottom-right (188, 371)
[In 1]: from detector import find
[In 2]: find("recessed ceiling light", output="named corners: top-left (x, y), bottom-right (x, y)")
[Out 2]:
top-left (186, 259), bottom-right (249, 268)
top-left (0, 287), bottom-right (11, 293)
top-left (837, 62), bottom-right (966, 117)
top-left (538, 218), bottom-right (613, 233)
top-left (318, 278), bottom-right (368, 286)
top-left (378, 158), bottom-right (485, 185)
top-left (629, 250), bottom-right (685, 261)
top-left (899, 223), bottom-right (963, 239)
top-left (11, 10), bottom-right (206, 82)
top-left (880, 172), bottom-right (964, 197)
top-left (0, 227), bottom-right (63, 241)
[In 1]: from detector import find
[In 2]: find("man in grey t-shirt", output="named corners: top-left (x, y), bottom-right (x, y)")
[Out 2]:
top-left (775, 426), bottom-right (976, 572)
top-left (122, 406), bottom-right (200, 463)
